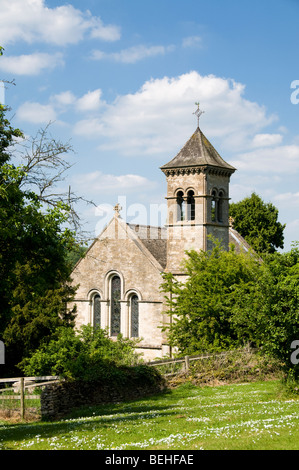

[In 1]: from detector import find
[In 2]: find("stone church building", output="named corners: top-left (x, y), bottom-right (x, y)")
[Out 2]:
top-left (70, 124), bottom-right (250, 360)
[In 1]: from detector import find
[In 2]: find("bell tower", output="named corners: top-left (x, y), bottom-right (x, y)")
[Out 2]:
top-left (160, 106), bottom-right (236, 274)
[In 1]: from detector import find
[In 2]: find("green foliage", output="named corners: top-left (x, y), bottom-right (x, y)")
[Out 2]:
top-left (161, 239), bottom-right (299, 382)
top-left (0, 104), bottom-right (23, 167)
top-left (65, 243), bottom-right (87, 270)
top-left (232, 243), bottom-right (299, 381)
top-left (161, 239), bottom-right (261, 355)
top-left (20, 325), bottom-right (143, 382)
top-left (229, 192), bottom-right (285, 254)
top-left (0, 67), bottom-right (78, 376)
top-left (0, 167), bottom-right (78, 374)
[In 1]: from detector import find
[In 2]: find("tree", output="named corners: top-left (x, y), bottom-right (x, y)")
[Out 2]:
top-left (161, 238), bottom-right (299, 384)
top-left (10, 123), bottom-right (95, 238)
top-left (160, 240), bottom-right (261, 355)
top-left (231, 244), bottom-right (299, 382)
top-left (0, 70), bottom-right (83, 375)
top-left (229, 192), bottom-right (285, 254)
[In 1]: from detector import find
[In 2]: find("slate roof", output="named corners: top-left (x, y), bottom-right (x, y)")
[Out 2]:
top-left (128, 223), bottom-right (252, 269)
top-left (161, 127), bottom-right (236, 173)
top-left (128, 224), bottom-right (167, 269)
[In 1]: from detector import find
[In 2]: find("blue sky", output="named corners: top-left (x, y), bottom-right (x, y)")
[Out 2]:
top-left (0, 0), bottom-right (299, 250)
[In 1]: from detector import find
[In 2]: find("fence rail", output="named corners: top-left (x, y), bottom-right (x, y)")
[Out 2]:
top-left (0, 376), bottom-right (61, 419)
top-left (147, 347), bottom-right (255, 377)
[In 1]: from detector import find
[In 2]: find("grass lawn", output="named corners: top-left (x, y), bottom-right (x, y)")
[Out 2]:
top-left (0, 380), bottom-right (299, 450)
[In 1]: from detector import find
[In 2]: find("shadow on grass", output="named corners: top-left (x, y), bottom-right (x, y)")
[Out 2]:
top-left (0, 387), bottom-right (186, 447)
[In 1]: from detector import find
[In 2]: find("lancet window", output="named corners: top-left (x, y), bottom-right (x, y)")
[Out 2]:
top-left (218, 190), bottom-right (224, 223)
top-left (187, 190), bottom-right (195, 221)
top-left (176, 190), bottom-right (185, 221)
top-left (211, 190), bottom-right (217, 222)
top-left (130, 294), bottom-right (139, 338)
top-left (93, 294), bottom-right (101, 328)
top-left (211, 189), bottom-right (225, 223)
top-left (111, 275), bottom-right (121, 336)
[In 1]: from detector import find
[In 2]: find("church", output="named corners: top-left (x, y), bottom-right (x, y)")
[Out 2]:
top-left (70, 118), bottom-right (251, 360)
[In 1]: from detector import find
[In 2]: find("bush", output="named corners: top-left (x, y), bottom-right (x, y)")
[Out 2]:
top-left (19, 325), bottom-right (143, 381)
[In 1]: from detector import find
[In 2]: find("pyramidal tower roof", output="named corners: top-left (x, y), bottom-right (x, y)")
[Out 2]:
top-left (161, 126), bottom-right (236, 174)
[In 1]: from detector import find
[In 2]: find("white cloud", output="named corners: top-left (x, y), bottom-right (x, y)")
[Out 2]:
top-left (17, 71), bottom-right (299, 183)
top-left (17, 89), bottom-right (105, 124)
top-left (76, 90), bottom-right (103, 112)
top-left (16, 101), bottom-right (56, 124)
top-left (91, 44), bottom-right (175, 64)
top-left (89, 20), bottom-right (122, 42)
top-left (73, 71), bottom-right (277, 157)
top-left (182, 36), bottom-right (203, 48)
top-left (72, 171), bottom-right (157, 195)
top-left (51, 91), bottom-right (77, 109)
top-left (273, 192), bottom-right (299, 207)
top-left (230, 145), bottom-right (299, 174)
top-left (0, 52), bottom-right (64, 76)
top-left (0, 0), bottom-right (121, 46)
top-left (252, 133), bottom-right (283, 148)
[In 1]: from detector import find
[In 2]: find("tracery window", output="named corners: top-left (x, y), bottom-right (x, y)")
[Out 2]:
top-left (111, 275), bottom-right (121, 336)
top-left (130, 294), bottom-right (139, 338)
top-left (93, 294), bottom-right (101, 328)
top-left (187, 190), bottom-right (195, 221)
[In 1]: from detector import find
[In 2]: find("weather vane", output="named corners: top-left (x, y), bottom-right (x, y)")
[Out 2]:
top-left (193, 102), bottom-right (204, 127)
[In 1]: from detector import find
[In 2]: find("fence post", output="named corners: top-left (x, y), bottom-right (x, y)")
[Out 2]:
top-left (185, 356), bottom-right (190, 372)
top-left (20, 377), bottom-right (25, 419)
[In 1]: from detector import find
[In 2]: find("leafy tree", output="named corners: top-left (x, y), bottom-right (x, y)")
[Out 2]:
top-left (229, 192), bottom-right (285, 254)
top-left (161, 236), bottom-right (299, 383)
top-left (231, 243), bottom-right (299, 382)
top-left (66, 243), bottom-right (87, 269)
top-left (160, 240), bottom-right (261, 355)
top-left (0, 55), bottom-right (83, 375)
top-left (0, 203), bottom-right (78, 375)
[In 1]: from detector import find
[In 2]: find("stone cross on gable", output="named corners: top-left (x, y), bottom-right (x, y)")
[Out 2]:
top-left (114, 203), bottom-right (122, 217)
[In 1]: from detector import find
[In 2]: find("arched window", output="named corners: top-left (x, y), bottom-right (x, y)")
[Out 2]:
top-left (93, 294), bottom-right (101, 328)
top-left (111, 275), bottom-right (121, 336)
top-left (211, 190), bottom-right (217, 222)
top-left (187, 190), bottom-right (195, 221)
top-left (218, 190), bottom-right (224, 223)
top-left (176, 191), bottom-right (185, 221)
top-left (130, 294), bottom-right (139, 338)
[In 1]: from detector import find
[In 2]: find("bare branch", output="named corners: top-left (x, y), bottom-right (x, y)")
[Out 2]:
top-left (10, 122), bottom-right (96, 243)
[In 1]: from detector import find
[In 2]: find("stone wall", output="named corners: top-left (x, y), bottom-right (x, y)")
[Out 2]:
top-left (41, 371), bottom-right (166, 420)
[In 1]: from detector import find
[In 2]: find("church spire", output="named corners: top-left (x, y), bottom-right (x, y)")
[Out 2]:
top-left (161, 105), bottom-right (235, 175)
top-left (160, 126), bottom-right (235, 174)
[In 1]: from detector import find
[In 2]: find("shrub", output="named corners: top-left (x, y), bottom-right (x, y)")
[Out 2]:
top-left (19, 325), bottom-right (142, 381)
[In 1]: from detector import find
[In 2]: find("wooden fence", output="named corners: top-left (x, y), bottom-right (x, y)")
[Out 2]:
top-left (0, 347), bottom-right (256, 419)
top-left (0, 376), bottom-right (60, 419)
top-left (147, 347), bottom-right (255, 377)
